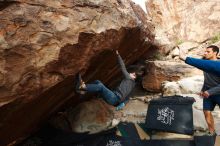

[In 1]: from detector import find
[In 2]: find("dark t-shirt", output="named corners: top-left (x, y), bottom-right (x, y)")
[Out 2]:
top-left (115, 54), bottom-right (135, 102)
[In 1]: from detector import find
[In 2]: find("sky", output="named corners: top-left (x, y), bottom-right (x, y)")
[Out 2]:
top-left (131, 0), bottom-right (147, 13)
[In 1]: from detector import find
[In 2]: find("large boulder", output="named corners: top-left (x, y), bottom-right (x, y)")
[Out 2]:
top-left (162, 76), bottom-right (204, 96)
top-left (142, 61), bottom-right (202, 92)
top-left (50, 99), bottom-right (116, 134)
top-left (0, 0), bottom-right (154, 145)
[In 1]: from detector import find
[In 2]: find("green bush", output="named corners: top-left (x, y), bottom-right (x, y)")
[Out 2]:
top-left (176, 39), bottom-right (183, 45)
top-left (210, 33), bottom-right (220, 44)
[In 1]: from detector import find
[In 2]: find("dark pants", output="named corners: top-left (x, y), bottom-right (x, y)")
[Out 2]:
top-left (86, 80), bottom-right (120, 105)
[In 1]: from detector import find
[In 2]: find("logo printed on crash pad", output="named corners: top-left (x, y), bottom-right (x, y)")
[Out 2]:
top-left (106, 140), bottom-right (122, 146)
top-left (157, 107), bottom-right (174, 125)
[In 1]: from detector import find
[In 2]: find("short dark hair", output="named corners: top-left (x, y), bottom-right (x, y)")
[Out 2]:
top-left (207, 45), bottom-right (219, 55)
top-left (127, 66), bottom-right (137, 74)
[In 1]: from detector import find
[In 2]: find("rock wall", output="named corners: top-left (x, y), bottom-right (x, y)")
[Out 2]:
top-left (146, 0), bottom-right (220, 53)
top-left (0, 0), bottom-right (154, 145)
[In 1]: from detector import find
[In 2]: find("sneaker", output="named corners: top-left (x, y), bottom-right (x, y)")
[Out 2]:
top-left (116, 102), bottom-right (125, 111)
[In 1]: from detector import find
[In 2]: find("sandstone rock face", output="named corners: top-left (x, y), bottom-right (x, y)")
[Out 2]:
top-left (146, 0), bottom-right (220, 52)
top-left (142, 60), bottom-right (202, 92)
top-left (0, 0), bottom-right (154, 145)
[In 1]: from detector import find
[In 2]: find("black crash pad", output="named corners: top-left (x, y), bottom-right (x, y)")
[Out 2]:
top-left (145, 96), bottom-right (195, 135)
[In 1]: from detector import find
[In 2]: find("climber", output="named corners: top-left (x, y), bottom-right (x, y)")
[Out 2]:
top-left (180, 45), bottom-right (220, 136)
top-left (76, 50), bottom-right (137, 111)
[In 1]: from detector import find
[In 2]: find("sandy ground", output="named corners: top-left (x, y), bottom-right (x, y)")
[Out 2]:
top-left (216, 136), bottom-right (220, 146)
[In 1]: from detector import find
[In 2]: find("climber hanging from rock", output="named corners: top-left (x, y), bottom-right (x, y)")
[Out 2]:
top-left (75, 50), bottom-right (137, 111)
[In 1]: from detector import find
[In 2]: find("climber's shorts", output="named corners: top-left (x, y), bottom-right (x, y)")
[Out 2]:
top-left (203, 94), bottom-right (220, 111)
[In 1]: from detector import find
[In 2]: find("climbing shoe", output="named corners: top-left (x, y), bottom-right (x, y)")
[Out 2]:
top-left (116, 102), bottom-right (125, 111)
